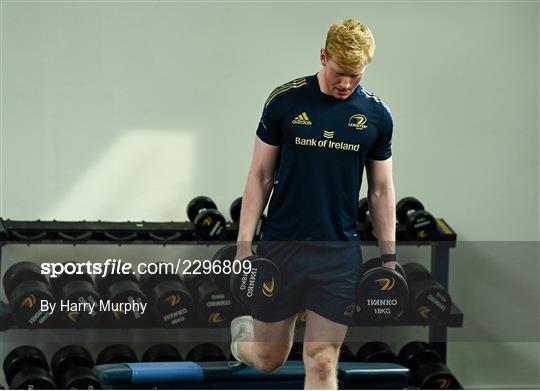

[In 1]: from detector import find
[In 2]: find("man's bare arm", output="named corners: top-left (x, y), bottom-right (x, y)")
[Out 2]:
top-left (236, 136), bottom-right (280, 258)
top-left (366, 157), bottom-right (396, 262)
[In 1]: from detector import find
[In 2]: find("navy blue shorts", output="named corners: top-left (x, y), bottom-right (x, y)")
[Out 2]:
top-left (251, 240), bottom-right (363, 326)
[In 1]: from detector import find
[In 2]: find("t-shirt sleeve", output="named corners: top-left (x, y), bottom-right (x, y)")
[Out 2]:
top-left (255, 95), bottom-right (283, 146)
top-left (368, 104), bottom-right (393, 160)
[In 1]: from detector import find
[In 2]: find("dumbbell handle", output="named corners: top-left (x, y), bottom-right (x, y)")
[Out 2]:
top-left (381, 255), bottom-right (397, 268)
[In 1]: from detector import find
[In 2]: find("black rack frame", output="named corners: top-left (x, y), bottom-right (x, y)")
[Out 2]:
top-left (0, 218), bottom-right (459, 363)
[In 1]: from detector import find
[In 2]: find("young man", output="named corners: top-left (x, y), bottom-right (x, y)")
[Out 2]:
top-left (231, 19), bottom-right (397, 389)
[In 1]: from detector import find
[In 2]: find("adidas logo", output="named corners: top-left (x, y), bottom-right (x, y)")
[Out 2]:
top-left (292, 112), bottom-right (312, 125)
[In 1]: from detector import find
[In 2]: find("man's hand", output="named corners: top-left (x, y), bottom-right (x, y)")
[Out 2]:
top-left (235, 242), bottom-right (253, 262)
top-left (382, 260), bottom-right (396, 270)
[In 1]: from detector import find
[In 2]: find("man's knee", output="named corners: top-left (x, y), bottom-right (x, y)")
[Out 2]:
top-left (303, 343), bottom-right (340, 381)
top-left (253, 342), bottom-right (291, 373)
top-left (254, 355), bottom-right (286, 373)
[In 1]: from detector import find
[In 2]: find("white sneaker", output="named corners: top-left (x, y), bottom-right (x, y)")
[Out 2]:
top-left (230, 315), bottom-right (254, 363)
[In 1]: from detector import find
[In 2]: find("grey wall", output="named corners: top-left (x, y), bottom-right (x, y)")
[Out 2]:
top-left (0, 1), bottom-right (538, 388)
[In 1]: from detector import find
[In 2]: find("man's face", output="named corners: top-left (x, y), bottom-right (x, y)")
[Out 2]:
top-left (321, 52), bottom-right (365, 100)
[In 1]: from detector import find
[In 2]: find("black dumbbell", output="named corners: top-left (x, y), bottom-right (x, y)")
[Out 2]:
top-left (3, 346), bottom-right (56, 389)
top-left (95, 273), bottom-right (148, 326)
top-left (288, 343), bottom-right (303, 360)
top-left (339, 345), bottom-right (356, 362)
top-left (182, 273), bottom-right (238, 327)
top-left (49, 264), bottom-right (101, 328)
top-left (0, 301), bottom-right (14, 331)
top-left (139, 267), bottom-right (195, 327)
top-left (356, 257), bottom-right (409, 322)
top-left (356, 342), bottom-right (396, 363)
top-left (186, 343), bottom-right (226, 362)
top-left (229, 197), bottom-right (266, 237)
top-left (396, 197), bottom-right (437, 241)
top-left (50, 345), bottom-right (102, 389)
top-left (210, 243), bottom-right (238, 294)
top-left (403, 263), bottom-right (452, 322)
top-left (212, 244), bottom-right (282, 308)
top-left (2, 262), bottom-right (56, 328)
top-left (96, 344), bottom-right (139, 365)
top-left (187, 196), bottom-right (226, 240)
top-left (398, 341), bottom-right (459, 389)
top-left (229, 197), bottom-right (243, 223)
top-left (357, 198), bottom-right (375, 240)
top-left (142, 344), bottom-right (183, 362)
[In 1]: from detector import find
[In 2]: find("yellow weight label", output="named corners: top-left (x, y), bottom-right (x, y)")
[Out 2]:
top-left (68, 311), bottom-right (79, 322)
top-left (375, 277), bottom-right (395, 290)
top-left (209, 312), bottom-right (224, 324)
top-left (418, 306), bottom-right (431, 319)
top-left (297, 311), bottom-right (307, 323)
top-left (262, 278), bottom-right (275, 297)
top-left (435, 378), bottom-right (452, 389)
top-left (202, 216), bottom-right (213, 226)
top-left (165, 294), bottom-right (181, 306)
top-left (21, 294), bottom-right (36, 309)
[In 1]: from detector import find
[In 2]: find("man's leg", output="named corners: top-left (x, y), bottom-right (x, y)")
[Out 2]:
top-left (231, 313), bottom-right (297, 373)
top-left (302, 310), bottom-right (348, 390)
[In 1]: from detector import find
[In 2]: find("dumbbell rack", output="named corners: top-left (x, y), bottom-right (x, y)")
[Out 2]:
top-left (0, 218), bottom-right (460, 363)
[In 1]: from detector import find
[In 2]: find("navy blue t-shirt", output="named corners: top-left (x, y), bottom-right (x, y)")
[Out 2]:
top-left (256, 74), bottom-right (393, 242)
